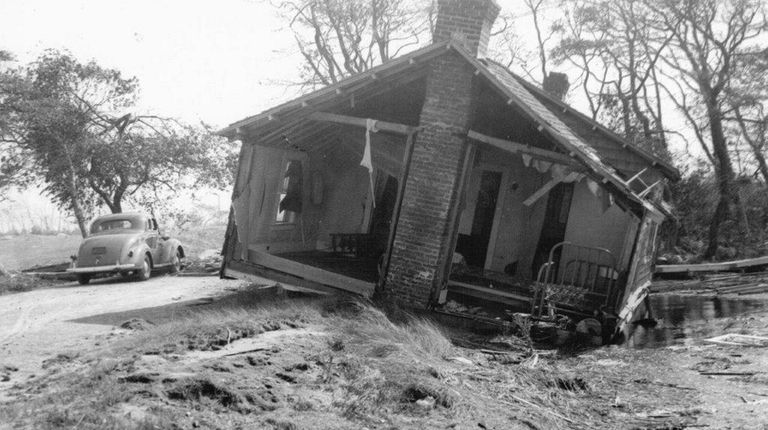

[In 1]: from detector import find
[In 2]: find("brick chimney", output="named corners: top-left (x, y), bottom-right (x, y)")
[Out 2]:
top-left (384, 0), bottom-right (500, 308)
top-left (433, 0), bottom-right (501, 58)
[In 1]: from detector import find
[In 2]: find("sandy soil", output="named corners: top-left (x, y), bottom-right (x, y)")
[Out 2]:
top-left (0, 273), bottom-right (250, 394)
top-left (2, 274), bottom-right (768, 428)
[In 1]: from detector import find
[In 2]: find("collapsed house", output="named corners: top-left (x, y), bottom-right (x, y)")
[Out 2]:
top-left (219, 0), bottom-right (679, 338)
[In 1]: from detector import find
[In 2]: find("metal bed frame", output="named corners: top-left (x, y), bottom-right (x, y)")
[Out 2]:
top-left (531, 241), bottom-right (621, 320)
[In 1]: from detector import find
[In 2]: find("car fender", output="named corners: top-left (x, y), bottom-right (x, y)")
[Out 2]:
top-left (130, 244), bottom-right (153, 267)
top-left (158, 238), bottom-right (183, 264)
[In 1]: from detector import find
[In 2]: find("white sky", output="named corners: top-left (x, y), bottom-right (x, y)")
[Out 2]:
top-left (0, 0), bottom-right (304, 128)
top-left (0, 0), bottom-right (684, 149)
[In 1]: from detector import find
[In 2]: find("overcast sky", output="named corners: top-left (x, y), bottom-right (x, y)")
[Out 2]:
top-left (0, 0), bottom-right (308, 128)
top-left (1, 0), bottom-right (694, 154)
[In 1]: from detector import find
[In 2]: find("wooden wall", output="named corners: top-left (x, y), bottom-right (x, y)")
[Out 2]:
top-left (561, 181), bottom-right (634, 270)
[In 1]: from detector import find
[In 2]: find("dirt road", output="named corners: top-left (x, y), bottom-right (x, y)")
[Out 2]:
top-left (0, 274), bottom-right (250, 392)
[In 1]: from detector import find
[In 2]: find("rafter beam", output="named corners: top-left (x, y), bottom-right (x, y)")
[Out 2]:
top-left (523, 172), bottom-right (584, 207)
top-left (467, 130), bottom-right (582, 169)
top-left (309, 112), bottom-right (419, 136)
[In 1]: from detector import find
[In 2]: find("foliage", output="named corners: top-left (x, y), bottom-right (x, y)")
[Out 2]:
top-left (0, 51), bottom-right (33, 200)
top-left (664, 163), bottom-right (768, 261)
top-left (0, 50), bottom-right (238, 236)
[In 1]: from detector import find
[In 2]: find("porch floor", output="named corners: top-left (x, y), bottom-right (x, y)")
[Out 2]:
top-left (274, 251), bottom-right (380, 283)
top-left (447, 266), bottom-right (534, 309)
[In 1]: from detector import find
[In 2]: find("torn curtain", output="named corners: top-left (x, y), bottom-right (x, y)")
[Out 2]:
top-left (279, 160), bottom-right (303, 214)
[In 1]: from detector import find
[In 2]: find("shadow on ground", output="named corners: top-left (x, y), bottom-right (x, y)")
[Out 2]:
top-left (68, 283), bottom-right (325, 328)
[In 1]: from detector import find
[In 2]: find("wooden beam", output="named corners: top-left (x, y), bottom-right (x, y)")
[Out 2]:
top-left (523, 172), bottom-right (583, 206)
top-left (447, 280), bottom-right (532, 305)
top-left (246, 249), bottom-right (375, 296)
top-left (467, 130), bottom-right (581, 168)
top-left (655, 256), bottom-right (768, 274)
top-left (309, 112), bottom-right (419, 135)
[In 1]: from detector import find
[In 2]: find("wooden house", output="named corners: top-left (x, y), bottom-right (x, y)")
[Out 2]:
top-left (218, 0), bottom-right (679, 338)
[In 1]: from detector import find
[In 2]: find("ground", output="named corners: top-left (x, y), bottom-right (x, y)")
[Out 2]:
top-left (1, 272), bottom-right (767, 429)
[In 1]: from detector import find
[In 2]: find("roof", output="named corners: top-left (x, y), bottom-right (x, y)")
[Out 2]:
top-left (504, 66), bottom-right (680, 181)
top-left (221, 41), bottom-right (678, 210)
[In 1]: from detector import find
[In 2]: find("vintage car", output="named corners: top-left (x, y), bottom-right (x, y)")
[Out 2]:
top-left (67, 213), bottom-right (185, 284)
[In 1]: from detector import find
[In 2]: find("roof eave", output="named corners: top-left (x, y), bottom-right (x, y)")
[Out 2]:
top-left (509, 73), bottom-right (680, 181)
top-left (217, 41), bottom-right (452, 138)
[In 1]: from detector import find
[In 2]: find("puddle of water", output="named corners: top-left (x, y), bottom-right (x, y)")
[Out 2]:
top-left (626, 294), bottom-right (768, 348)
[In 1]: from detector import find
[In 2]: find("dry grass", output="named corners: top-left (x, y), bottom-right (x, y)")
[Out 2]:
top-left (0, 295), bottom-right (706, 429)
top-left (116, 299), bottom-right (325, 355)
top-left (0, 233), bottom-right (82, 272)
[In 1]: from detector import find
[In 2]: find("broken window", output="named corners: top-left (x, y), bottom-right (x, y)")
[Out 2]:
top-left (276, 160), bottom-right (303, 224)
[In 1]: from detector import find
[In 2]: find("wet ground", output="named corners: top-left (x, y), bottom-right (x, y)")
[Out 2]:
top-left (627, 293), bottom-right (768, 348)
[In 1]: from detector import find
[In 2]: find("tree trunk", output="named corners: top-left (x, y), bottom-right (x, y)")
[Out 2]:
top-left (703, 97), bottom-right (736, 259)
top-left (734, 109), bottom-right (768, 184)
top-left (64, 149), bottom-right (89, 238)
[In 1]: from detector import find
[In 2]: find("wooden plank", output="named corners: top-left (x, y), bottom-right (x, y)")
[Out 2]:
top-left (655, 256), bottom-right (768, 274)
top-left (467, 130), bottom-right (581, 168)
top-left (309, 112), bottom-right (419, 135)
top-left (447, 280), bottom-right (532, 305)
top-left (224, 261), bottom-right (338, 296)
top-left (523, 172), bottom-right (583, 206)
top-left (246, 249), bottom-right (375, 296)
top-left (483, 165), bottom-right (508, 270)
top-left (381, 131), bottom-right (418, 287)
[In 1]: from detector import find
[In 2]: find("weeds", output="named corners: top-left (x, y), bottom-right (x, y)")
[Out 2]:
top-left (1, 295), bottom-right (696, 430)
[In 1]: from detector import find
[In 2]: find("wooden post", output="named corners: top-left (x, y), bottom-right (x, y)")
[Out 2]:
top-left (435, 140), bottom-right (477, 302)
top-left (379, 131), bottom-right (418, 290)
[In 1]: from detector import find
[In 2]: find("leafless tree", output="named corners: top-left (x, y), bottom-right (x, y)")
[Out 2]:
top-left (551, 0), bottom-right (673, 155)
top-left (273, 0), bottom-right (433, 89)
top-left (648, 0), bottom-right (767, 258)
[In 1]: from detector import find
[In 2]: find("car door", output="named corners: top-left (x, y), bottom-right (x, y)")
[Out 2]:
top-left (144, 218), bottom-right (160, 264)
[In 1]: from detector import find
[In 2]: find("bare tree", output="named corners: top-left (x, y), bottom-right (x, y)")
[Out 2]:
top-left (274, 0), bottom-right (433, 88)
top-left (551, 0), bottom-right (672, 155)
top-left (727, 50), bottom-right (768, 184)
top-left (648, 0), bottom-right (767, 258)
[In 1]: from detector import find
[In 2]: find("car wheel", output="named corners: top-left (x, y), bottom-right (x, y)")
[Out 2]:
top-left (136, 255), bottom-right (152, 281)
top-left (169, 249), bottom-right (183, 274)
top-left (77, 274), bottom-right (91, 285)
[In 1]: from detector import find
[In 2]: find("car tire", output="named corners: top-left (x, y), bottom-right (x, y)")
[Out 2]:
top-left (136, 255), bottom-right (152, 281)
top-left (169, 249), bottom-right (182, 274)
top-left (77, 274), bottom-right (90, 285)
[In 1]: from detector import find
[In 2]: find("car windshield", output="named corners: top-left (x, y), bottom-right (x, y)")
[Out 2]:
top-left (91, 218), bottom-right (141, 234)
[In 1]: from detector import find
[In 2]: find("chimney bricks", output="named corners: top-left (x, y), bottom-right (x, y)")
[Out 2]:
top-left (433, 0), bottom-right (501, 58)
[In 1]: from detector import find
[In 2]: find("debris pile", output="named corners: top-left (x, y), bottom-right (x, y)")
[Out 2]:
top-left (181, 249), bottom-right (223, 275)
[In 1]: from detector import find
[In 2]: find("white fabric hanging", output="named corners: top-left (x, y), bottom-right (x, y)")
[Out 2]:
top-left (361, 119), bottom-right (378, 208)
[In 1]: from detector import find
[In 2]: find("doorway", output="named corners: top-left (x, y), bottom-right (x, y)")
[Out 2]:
top-left (369, 174), bottom-right (399, 256)
top-left (456, 169), bottom-right (503, 268)
top-left (531, 182), bottom-right (574, 278)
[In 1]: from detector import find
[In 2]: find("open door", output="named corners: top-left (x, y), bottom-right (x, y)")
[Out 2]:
top-left (531, 182), bottom-right (574, 277)
top-left (456, 169), bottom-right (503, 268)
top-left (369, 174), bottom-right (399, 256)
